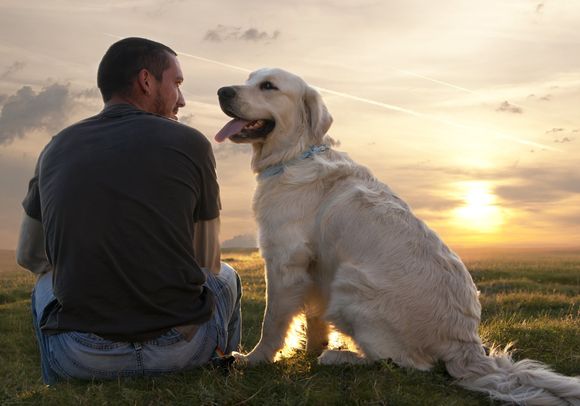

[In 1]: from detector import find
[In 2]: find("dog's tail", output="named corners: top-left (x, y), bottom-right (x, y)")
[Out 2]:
top-left (444, 342), bottom-right (580, 405)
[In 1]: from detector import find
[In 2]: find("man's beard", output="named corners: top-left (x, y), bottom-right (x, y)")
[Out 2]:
top-left (152, 91), bottom-right (176, 119)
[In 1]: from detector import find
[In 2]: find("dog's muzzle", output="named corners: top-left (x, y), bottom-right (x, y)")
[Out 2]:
top-left (218, 86), bottom-right (237, 100)
top-left (217, 87), bottom-right (239, 118)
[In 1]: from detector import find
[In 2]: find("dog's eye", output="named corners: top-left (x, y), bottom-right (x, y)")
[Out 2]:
top-left (260, 81), bottom-right (278, 91)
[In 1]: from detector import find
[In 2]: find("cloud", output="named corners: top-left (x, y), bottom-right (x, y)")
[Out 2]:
top-left (0, 60), bottom-right (25, 80)
top-left (544, 128), bottom-right (575, 144)
top-left (74, 87), bottom-right (101, 99)
top-left (0, 94), bottom-right (6, 105)
top-left (0, 83), bottom-right (72, 146)
top-left (527, 94), bottom-right (552, 101)
top-left (203, 25), bottom-right (280, 42)
top-left (240, 28), bottom-right (280, 41)
top-left (213, 142), bottom-right (252, 159)
top-left (393, 164), bottom-right (580, 207)
top-left (551, 209), bottom-right (580, 227)
top-left (494, 167), bottom-right (580, 204)
top-left (221, 233), bottom-right (257, 248)
top-left (496, 101), bottom-right (523, 114)
top-left (178, 113), bottom-right (195, 126)
top-left (535, 3), bottom-right (545, 14)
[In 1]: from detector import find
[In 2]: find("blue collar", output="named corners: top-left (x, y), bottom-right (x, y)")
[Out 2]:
top-left (258, 144), bottom-right (330, 180)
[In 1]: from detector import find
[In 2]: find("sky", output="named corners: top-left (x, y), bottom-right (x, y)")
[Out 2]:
top-left (0, 0), bottom-right (579, 250)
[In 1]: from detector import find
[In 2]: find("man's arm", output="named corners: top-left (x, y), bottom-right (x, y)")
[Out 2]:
top-left (16, 213), bottom-right (51, 275)
top-left (193, 217), bottom-right (221, 275)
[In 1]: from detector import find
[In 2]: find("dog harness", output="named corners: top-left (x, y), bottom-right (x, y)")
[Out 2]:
top-left (258, 144), bottom-right (330, 180)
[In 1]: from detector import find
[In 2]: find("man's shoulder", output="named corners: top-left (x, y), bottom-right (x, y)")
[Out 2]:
top-left (147, 117), bottom-right (211, 148)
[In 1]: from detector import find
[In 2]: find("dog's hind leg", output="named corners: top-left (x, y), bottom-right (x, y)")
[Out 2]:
top-left (353, 326), bottom-right (434, 371)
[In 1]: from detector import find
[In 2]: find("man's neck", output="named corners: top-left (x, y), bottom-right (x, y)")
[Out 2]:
top-left (105, 95), bottom-right (149, 113)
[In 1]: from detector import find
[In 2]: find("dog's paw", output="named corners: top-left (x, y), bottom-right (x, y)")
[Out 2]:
top-left (318, 349), bottom-right (370, 365)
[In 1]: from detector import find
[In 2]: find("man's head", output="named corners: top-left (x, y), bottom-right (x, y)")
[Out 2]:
top-left (97, 37), bottom-right (185, 119)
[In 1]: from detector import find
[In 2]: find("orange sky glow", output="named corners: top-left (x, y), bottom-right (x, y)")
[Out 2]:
top-left (0, 0), bottom-right (579, 251)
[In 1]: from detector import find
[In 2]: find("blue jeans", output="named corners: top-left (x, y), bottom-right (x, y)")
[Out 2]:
top-left (32, 263), bottom-right (242, 385)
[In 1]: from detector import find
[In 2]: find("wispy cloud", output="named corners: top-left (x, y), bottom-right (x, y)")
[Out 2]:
top-left (527, 93), bottom-right (552, 101)
top-left (0, 60), bottom-right (26, 80)
top-left (203, 25), bottom-right (280, 42)
top-left (496, 101), bottom-right (523, 114)
top-left (74, 87), bottom-right (101, 99)
top-left (394, 164), bottom-right (580, 207)
top-left (0, 83), bottom-right (71, 146)
top-left (221, 233), bottom-right (257, 248)
top-left (0, 82), bottom-right (104, 146)
top-left (179, 113), bottom-right (195, 126)
top-left (544, 128), bottom-right (575, 144)
top-left (213, 142), bottom-right (252, 159)
top-left (494, 167), bottom-right (580, 204)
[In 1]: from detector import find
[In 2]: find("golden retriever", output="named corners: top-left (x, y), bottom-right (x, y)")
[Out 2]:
top-left (215, 68), bottom-right (580, 405)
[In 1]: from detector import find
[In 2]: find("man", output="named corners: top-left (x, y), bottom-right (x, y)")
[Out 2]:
top-left (16, 37), bottom-right (241, 385)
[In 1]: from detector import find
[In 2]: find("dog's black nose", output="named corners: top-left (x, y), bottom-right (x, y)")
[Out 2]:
top-left (218, 86), bottom-right (236, 99)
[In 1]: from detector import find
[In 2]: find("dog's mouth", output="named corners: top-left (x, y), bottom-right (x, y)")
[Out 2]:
top-left (215, 117), bottom-right (275, 143)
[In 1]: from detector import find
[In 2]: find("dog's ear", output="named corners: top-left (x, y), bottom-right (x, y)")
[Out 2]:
top-left (304, 86), bottom-right (333, 139)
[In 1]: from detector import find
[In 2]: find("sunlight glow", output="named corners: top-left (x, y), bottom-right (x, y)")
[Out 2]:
top-left (452, 182), bottom-right (504, 233)
top-left (275, 314), bottom-right (357, 360)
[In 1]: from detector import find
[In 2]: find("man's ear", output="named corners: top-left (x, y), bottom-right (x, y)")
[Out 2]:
top-left (136, 69), bottom-right (153, 95)
top-left (304, 86), bottom-right (333, 140)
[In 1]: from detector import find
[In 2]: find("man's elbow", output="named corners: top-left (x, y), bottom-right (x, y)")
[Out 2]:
top-left (16, 248), bottom-right (34, 270)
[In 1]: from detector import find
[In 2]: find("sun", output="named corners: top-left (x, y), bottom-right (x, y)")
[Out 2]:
top-left (452, 182), bottom-right (504, 233)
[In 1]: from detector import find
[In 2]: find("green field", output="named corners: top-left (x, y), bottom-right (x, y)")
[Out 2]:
top-left (1, 248), bottom-right (579, 405)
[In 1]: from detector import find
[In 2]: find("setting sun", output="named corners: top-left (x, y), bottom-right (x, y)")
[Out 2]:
top-left (452, 182), bottom-right (504, 233)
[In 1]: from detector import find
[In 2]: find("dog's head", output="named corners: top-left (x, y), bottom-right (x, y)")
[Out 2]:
top-left (215, 68), bottom-right (333, 159)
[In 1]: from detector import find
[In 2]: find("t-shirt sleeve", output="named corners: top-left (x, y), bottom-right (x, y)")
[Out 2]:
top-left (22, 160), bottom-right (42, 221)
top-left (194, 141), bottom-right (221, 221)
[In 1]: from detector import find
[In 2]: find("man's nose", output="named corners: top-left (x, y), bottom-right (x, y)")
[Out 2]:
top-left (177, 89), bottom-right (185, 107)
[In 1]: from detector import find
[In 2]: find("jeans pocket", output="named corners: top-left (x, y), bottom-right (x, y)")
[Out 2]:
top-left (68, 332), bottom-right (128, 350)
top-left (49, 332), bottom-right (138, 381)
top-left (146, 328), bottom-right (185, 347)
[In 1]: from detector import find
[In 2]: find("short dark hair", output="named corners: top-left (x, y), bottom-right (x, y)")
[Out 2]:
top-left (97, 37), bottom-right (177, 102)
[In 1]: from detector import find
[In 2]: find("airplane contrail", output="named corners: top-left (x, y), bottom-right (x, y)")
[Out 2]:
top-left (103, 35), bottom-right (558, 152)
top-left (177, 51), bottom-right (559, 152)
top-left (311, 86), bottom-right (560, 152)
top-left (394, 69), bottom-right (478, 94)
top-left (178, 51), bottom-right (252, 74)
top-left (392, 68), bottom-right (529, 111)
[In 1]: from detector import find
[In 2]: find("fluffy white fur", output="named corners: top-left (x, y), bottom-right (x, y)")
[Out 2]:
top-left (217, 68), bottom-right (580, 405)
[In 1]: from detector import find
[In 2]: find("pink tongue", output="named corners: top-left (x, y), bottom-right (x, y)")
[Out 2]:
top-left (215, 118), bottom-right (250, 143)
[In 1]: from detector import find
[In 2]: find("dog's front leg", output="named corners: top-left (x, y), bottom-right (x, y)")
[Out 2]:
top-left (238, 255), bottom-right (312, 365)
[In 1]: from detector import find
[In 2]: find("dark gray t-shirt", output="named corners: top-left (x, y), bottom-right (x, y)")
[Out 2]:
top-left (23, 103), bottom-right (221, 341)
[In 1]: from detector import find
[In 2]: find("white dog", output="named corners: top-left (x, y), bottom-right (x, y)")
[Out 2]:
top-left (215, 68), bottom-right (580, 405)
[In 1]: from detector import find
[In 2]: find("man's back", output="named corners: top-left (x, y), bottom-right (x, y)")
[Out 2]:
top-left (33, 103), bottom-right (220, 341)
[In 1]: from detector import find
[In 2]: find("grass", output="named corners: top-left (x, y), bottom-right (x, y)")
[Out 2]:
top-left (1, 248), bottom-right (579, 405)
